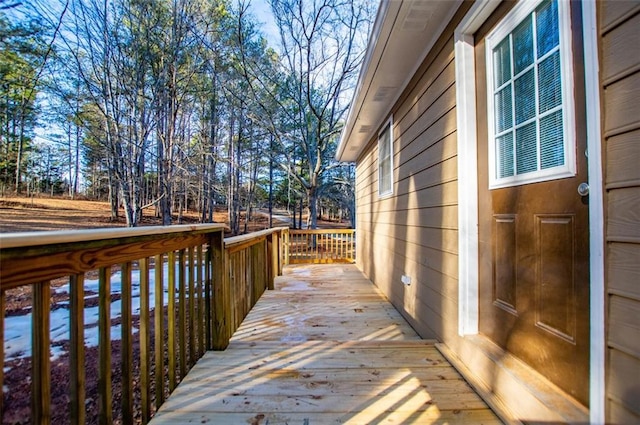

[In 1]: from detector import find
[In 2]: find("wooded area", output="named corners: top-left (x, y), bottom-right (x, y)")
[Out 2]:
top-left (0, 0), bottom-right (372, 232)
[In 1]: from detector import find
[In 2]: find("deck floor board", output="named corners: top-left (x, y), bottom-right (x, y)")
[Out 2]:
top-left (150, 264), bottom-right (501, 424)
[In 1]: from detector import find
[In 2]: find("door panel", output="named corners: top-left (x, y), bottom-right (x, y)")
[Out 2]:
top-left (536, 214), bottom-right (576, 342)
top-left (493, 214), bottom-right (517, 314)
top-left (476, 1), bottom-right (590, 406)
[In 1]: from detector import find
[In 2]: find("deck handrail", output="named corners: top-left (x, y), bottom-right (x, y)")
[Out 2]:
top-left (283, 228), bottom-right (356, 264)
top-left (0, 225), bottom-right (287, 425)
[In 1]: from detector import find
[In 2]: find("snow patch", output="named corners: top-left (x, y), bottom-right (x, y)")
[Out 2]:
top-left (4, 261), bottom-right (201, 363)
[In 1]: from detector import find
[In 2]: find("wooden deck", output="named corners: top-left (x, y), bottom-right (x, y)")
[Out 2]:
top-left (149, 264), bottom-right (502, 424)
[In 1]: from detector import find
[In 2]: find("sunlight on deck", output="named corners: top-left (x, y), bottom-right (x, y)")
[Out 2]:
top-left (149, 264), bottom-right (501, 424)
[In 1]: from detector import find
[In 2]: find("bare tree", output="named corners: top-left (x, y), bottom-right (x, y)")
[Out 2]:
top-left (235, 0), bottom-right (372, 229)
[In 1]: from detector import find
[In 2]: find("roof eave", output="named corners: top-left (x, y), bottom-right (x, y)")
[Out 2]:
top-left (336, 0), bottom-right (463, 163)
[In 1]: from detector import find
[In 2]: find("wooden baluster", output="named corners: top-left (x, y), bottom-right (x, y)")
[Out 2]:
top-left (230, 253), bottom-right (237, 332)
top-left (351, 231), bottom-right (355, 262)
top-left (332, 232), bottom-right (336, 262)
top-left (139, 258), bottom-right (150, 423)
top-left (0, 290), bottom-right (4, 420)
top-left (98, 268), bottom-right (112, 425)
top-left (325, 232), bottom-right (328, 262)
top-left (188, 247), bottom-right (195, 367)
top-left (229, 252), bottom-right (235, 334)
top-left (69, 273), bottom-right (85, 425)
top-left (269, 234), bottom-right (277, 289)
top-left (154, 254), bottom-right (165, 408)
top-left (292, 233), bottom-right (296, 263)
top-left (178, 249), bottom-right (187, 380)
top-left (342, 232), bottom-right (346, 261)
top-left (284, 229), bottom-right (290, 265)
top-left (167, 251), bottom-right (176, 391)
top-left (205, 245), bottom-right (212, 350)
top-left (197, 246), bottom-right (205, 357)
top-left (310, 233), bottom-right (314, 262)
top-left (32, 281), bottom-right (51, 425)
top-left (121, 263), bottom-right (133, 425)
top-left (279, 230), bottom-right (284, 274)
top-left (253, 244), bottom-right (260, 304)
top-left (345, 231), bottom-right (349, 261)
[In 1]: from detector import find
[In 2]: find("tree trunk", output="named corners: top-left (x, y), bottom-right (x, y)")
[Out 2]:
top-left (307, 187), bottom-right (318, 229)
top-left (268, 136), bottom-right (274, 228)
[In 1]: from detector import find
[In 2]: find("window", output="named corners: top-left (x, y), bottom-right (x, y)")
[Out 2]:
top-left (378, 118), bottom-right (393, 196)
top-left (486, 0), bottom-right (575, 189)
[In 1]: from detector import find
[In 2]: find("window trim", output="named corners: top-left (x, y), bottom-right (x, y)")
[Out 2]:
top-left (485, 0), bottom-right (576, 190)
top-left (378, 117), bottom-right (394, 197)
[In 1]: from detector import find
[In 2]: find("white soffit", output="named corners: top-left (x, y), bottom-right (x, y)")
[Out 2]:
top-left (336, 0), bottom-right (462, 162)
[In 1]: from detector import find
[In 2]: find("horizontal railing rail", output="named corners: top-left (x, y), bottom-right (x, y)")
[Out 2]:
top-left (0, 225), bottom-right (286, 425)
top-left (283, 229), bottom-right (356, 264)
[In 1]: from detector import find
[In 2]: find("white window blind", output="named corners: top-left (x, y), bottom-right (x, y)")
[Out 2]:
top-left (486, 0), bottom-right (575, 189)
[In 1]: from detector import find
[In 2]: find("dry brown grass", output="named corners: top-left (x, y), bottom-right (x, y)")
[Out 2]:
top-left (0, 196), bottom-right (228, 233)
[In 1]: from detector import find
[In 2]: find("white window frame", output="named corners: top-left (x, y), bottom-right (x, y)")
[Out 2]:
top-left (485, 0), bottom-right (576, 189)
top-left (378, 117), bottom-right (394, 197)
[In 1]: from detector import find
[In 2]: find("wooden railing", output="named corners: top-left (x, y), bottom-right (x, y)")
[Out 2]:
top-left (0, 225), bottom-right (286, 425)
top-left (214, 228), bottom-right (285, 349)
top-left (283, 229), bottom-right (355, 264)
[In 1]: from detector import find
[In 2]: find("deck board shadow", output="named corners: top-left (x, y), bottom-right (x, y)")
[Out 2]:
top-left (149, 264), bottom-right (502, 424)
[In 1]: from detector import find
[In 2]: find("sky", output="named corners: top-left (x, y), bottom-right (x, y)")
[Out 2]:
top-left (247, 0), bottom-right (281, 48)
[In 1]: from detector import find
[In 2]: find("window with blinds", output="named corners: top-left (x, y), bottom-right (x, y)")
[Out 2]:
top-left (378, 119), bottom-right (393, 197)
top-left (486, 0), bottom-right (576, 189)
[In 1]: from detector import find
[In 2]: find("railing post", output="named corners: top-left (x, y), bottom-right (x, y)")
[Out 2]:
top-left (211, 230), bottom-right (229, 350)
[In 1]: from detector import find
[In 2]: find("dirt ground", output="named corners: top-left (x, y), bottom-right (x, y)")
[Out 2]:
top-left (0, 196), bottom-right (230, 233)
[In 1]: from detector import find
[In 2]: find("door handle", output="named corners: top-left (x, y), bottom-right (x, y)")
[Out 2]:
top-left (577, 182), bottom-right (589, 196)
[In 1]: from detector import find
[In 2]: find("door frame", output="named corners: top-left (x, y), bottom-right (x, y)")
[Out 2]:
top-left (454, 0), bottom-right (604, 422)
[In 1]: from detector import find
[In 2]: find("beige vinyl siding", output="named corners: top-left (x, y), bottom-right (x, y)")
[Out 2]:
top-left (601, 1), bottom-right (640, 422)
top-left (355, 25), bottom-right (460, 343)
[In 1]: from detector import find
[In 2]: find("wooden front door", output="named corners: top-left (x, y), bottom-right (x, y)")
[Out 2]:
top-left (475, 0), bottom-right (590, 406)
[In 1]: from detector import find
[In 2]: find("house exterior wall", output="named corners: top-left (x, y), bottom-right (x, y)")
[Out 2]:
top-left (353, 0), bottom-right (640, 421)
top-left (355, 15), bottom-right (462, 345)
top-left (600, 2), bottom-right (640, 423)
